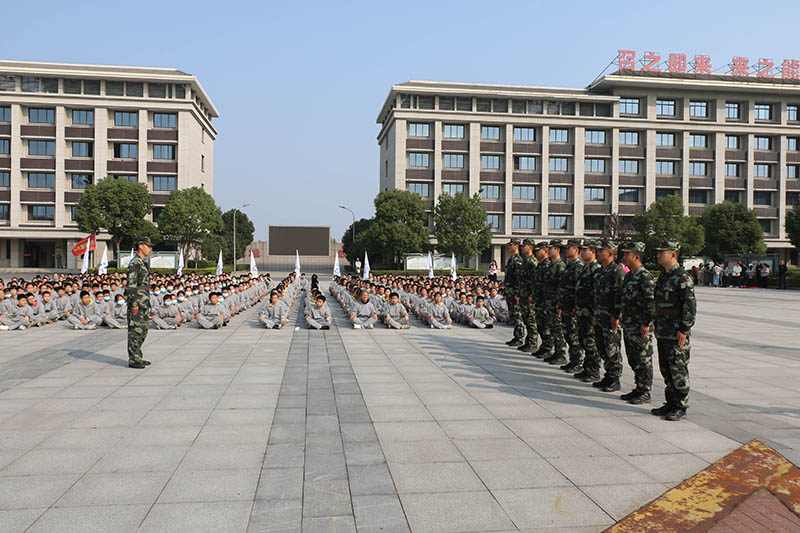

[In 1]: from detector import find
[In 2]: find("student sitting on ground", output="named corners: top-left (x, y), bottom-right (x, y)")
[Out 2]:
top-left (383, 291), bottom-right (410, 329)
top-left (306, 294), bottom-right (332, 330)
top-left (428, 292), bottom-right (452, 329)
top-left (196, 292), bottom-right (225, 329)
top-left (259, 291), bottom-right (288, 329)
top-left (67, 291), bottom-right (103, 330)
top-left (350, 289), bottom-right (378, 329)
top-left (469, 296), bottom-right (494, 329)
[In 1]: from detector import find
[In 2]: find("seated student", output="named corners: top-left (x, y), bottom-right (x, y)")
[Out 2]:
top-left (176, 291), bottom-right (197, 323)
top-left (349, 289), bottom-right (378, 329)
top-left (259, 291), bottom-right (288, 329)
top-left (97, 290), bottom-right (124, 329)
top-left (0, 290), bottom-right (15, 319)
top-left (0, 294), bottom-right (32, 331)
top-left (218, 288), bottom-right (232, 325)
top-left (112, 294), bottom-right (128, 327)
top-left (427, 292), bottom-right (452, 329)
top-left (383, 292), bottom-right (410, 329)
top-left (53, 286), bottom-right (72, 320)
top-left (67, 291), bottom-right (103, 330)
top-left (306, 294), bottom-right (332, 330)
top-left (197, 292), bottom-right (224, 329)
top-left (155, 293), bottom-right (182, 329)
top-left (28, 292), bottom-right (53, 327)
top-left (469, 296), bottom-right (494, 329)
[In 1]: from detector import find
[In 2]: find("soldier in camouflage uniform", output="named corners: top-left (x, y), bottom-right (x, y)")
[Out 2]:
top-left (532, 242), bottom-right (551, 358)
top-left (542, 240), bottom-right (567, 365)
top-left (504, 239), bottom-right (525, 347)
top-left (592, 240), bottom-right (624, 392)
top-left (619, 242), bottom-right (656, 405)
top-left (651, 241), bottom-right (696, 421)
top-left (126, 238), bottom-right (153, 369)
top-left (516, 239), bottom-right (539, 352)
top-left (574, 239), bottom-right (603, 382)
top-left (557, 238), bottom-right (584, 372)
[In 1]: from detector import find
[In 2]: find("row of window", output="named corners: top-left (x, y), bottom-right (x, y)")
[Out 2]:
top-left (0, 172), bottom-right (176, 191)
top-left (619, 98), bottom-right (796, 122)
top-left (3, 107), bottom-right (178, 129)
top-left (399, 94), bottom-right (612, 117)
top-left (4, 140), bottom-right (176, 160)
top-left (0, 76), bottom-right (187, 100)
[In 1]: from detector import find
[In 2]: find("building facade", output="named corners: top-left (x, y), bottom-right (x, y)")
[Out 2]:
top-left (376, 72), bottom-right (800, 266)
top-left (0, 60), bottom-right (217, 268)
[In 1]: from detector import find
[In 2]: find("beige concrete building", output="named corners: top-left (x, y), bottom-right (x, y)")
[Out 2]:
top-left (377, 71), bottom-right (800, 266)
top-left (0, 60), bottom-right (217, 268)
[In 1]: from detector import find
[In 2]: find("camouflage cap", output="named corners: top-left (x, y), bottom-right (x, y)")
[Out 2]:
top-left (598, 239), bottom-right (618, 251)
top-left (507, 238), bottom-right (521, 246)
top-left (521, 238), bottom-right (535, 246)
top-left (621, 241), bottom-right (646, 254)
top-left (535, 241), bottom-right (550, 250)
top-left (654, 240), bottom-right (680, 252)
top-left (579, 238), bottom-right (601, 249)
top-left (566, 238), bottom-right (583, 247)
top-left (135, 237), bottom-right (153, 247)
top-left (549, 239), bottom-right (564, 247)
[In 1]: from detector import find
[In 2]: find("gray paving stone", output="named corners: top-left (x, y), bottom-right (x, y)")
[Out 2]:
top-left (302, 478), bottom-right (352, 518)
top-left (352, 494), bottom-right (410, 532)
top-left (56, 471), bottom-right (171, 507)
top-left (399, 491), bottom-right (515, 532)
top-left (249, 498), bottom-right (302, 532)
top-left (26, 504), bottom-right (150, 533)
top-left (389, 461), bottom-right (484, 493)
top-left (0, 473), bottom-right (80, 510)
top-left (348, 463), bottom-right (396, 495)
top-left (256, 467), bottom-right (304, 500)
top-left (493, 487), bottom-right (615, 529)
top-left (158, 468), bottom-right (260, 502)
top-left (302, 516), bottom-right (356, 533)
top-left (138, 501), bottom-right (252, 532)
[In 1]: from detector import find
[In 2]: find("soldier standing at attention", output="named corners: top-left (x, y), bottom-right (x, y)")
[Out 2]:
top-left (619, 242), bottom-right (656, 405)
top-left (557, 239), bottom-right (584, 372)
top-left (542, 240), bottom-right (567, 365)
top-left (573, 239), bottom-right (602, 382)
top-left (504, 239), bottom-right (525, 346)
top-left (592, 240), bottom-right (624, 392)
top-left (531, 242), bottom-right (551, 358)
top-left (516, 239), bottom-right (539, 353)
top-left (651, 241), bottom-right (696, 421)
top-left (126, 238), bottom-right (152, 369)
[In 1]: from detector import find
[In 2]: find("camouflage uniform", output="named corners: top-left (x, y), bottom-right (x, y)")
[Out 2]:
top-left (518, 241), bottom-right (539, 350)
top-left (542, 241), bottom-right (566, 361)
top-left (654, 243), bottom-right (696, 411)
top-left (620, 244), bottom-right (656, 394)
top-left (505, 241), bottom-right (524, 341)
top-left (593, 242), bottom-right (624, 386)
top-left (126, 250), bottom-right (150, 365)
top-left (533, 249), bottom-right (551, 356)
top-left (558, 242), bottom-right (584, 367)
top-left (575, 242), bottom-right (602, 379)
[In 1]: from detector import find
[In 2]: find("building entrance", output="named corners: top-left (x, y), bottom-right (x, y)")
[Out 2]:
top-left (23, 241), bottom-right (56, 268)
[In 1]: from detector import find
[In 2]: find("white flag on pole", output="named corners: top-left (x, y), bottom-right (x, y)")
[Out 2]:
top-left (450, 252), bottom-right (457, 281)
top-left (80, 245), bottom-right (90, 274)
top-left (362, 251), bottom-right (370, 280)
top-left (216, 250), bottom-right (223, 276)
top-left (294, 250), bottom-right (301, 276)
top-left (129, 248), bottom-right (135, 260)
top-left (333, 253), bottom-right (341, 276)
top-left (98, 243), bottom-right (109, 275)
top-left (177, 248), bottom-right (185, 276)
top-left (250, 250), bottom-right (258, 277)
top-left (426, 251), bottom-right (434, 279)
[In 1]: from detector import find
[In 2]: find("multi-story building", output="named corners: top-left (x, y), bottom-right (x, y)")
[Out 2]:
top-left (0, 60), bottom-right (217, 268)
top-left (376, 71), bottom-right (800, 266)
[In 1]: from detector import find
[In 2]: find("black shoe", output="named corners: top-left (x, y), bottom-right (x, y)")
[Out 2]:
top-left (485, 324), bottom-right (493, 329)
top-left (564, 364), bottom-right (582, 374)
top-left (651, 403), bottom-right (672, 416)
top-left (272, 325), bottom-right (280, 329)
top-left (508, 339), bottom-right (524, 347)
top-left (573, 370), bottom-right (589, 379)
top-left (517, 343), bottom-right (532, 351)
top-left (601, 380), bottom-right (621, 392)
top-left (560, 362), bottom-right (576, 371)
top-left (548, 355), bottom-right (567, 366)
top-left (665, 408), bottom-right (686, 421)
top-left (628, 391), bottom-right (651, 405)
top-left (532, 347), bottom-right (548, 358)
top-left (321, 325), bottom-right (330, 330)
top-left (506, 338), bottom-right (520, 346)
top-left (592, 376), bottom-right (611, 388)
top-left (581, 373), bottom-right (602, 383)
top-left (620, 389), bottom-right (639, 401)
top-left (128, 361), bottom-right (146, 369)
top-left (142, 360), bottom-right (151, 366)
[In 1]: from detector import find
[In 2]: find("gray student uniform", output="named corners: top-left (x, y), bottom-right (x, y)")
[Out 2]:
top-left (0, 298), bottom-right (16, 317)
top-left (1, 303), bottom-right (30, 330)
top-left (306, 304), bottom-right (332, 329)
top-left (259, 302), bottom-right (287, 328)
top-left (383, 302), bottom-right (409, 329)
top-left (157, 304), bottom-right (181, 328)
top-left (352, 301), bottom-right (378, 328)
top-left (112, 302), bottom-right (127, 322)
top-left (428, 303), bottom-right (451, 329)
top-left (67, 301), bottom-right (103, 329)
top-left (197, 302), bottom-right (224, 329)
top-left (54, 295), bottom-right (73, 318)
top-left (178, 299), bottom-right (196, 322)
top-left (469, 306), bottom-right (493, 329)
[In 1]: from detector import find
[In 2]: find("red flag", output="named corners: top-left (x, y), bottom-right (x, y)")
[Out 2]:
top-left (71, 233), bottom-right (96, 256)
top-left (252, 248), bottom-right (260, 258)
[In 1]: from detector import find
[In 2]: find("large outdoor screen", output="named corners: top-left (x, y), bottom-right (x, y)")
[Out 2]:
top-left (268, 226), bottom-right (330, 256)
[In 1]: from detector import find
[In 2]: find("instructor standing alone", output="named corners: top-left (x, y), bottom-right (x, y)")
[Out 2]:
top-left (126, 238), bottom-right (153, 369)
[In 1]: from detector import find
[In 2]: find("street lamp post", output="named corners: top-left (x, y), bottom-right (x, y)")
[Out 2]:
top-left (233, 203), bottom-right (250, 272)
top-left (338, 205), bottom-right (356, 244)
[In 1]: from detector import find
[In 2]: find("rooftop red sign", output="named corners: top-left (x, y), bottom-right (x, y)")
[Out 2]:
top-left (617, 50), bottom-right (800, 80)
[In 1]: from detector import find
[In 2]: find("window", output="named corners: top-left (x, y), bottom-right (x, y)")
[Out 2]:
top-left (114, 111), bottom-right (138, 127)
top-left (619, 131), bottom-right (639, 145)
top-left (439, 97), bottom-right (454, 110)
top-left (585, 187), bottom-right (606, 201)
top-left (725, 163), bottom-right (739, 177)
top-left (72, 142), bottom-right (93, 158)
top-left (656, 99), bottom-right (676, 117)
top-left (408, 152), bottom-right (429, 167)
top-left (70, 205), bottom-right (78, 221)
top-left (408, 123), bottom-right (429, 137)
top-left (585, 216), bottom-right (605, 231)
top-left (0, 76), bottom-right (15, 91)
top-left (442, 183), bottom-right (464, 196)
top-left (0, 107), bottom-right (9, 122)
top-left (512, 185), bottom-right (535, 200)
top-left (585, 159), bottom-right (605, 173)
top-left (656, 160), bottom-right (675, 175)
top-left (0, 204), bottom-right (8, 220)
top-left (64, 79), bottom-right (81, 94)
top-left (726, 135), bottom-right (740, 149)
top-left (655, 132), bottom-right (675, 146)
top-left (754, 136), bottom-right (771, 150)
top-left (512, 100), bottom-right (526, 114)
top-left (408, 182), bottom-right (429, 197)
top-left (513, 215), bottom-right (535, 230)
top-left (585, 130), bottom-right (606, 144)
top-left (689, 189), bottom-right (708, 204)
top-left (481, 126), bottom-right (500, 140)
top-left (28, 205), bottom-right (54, 221)
top-left (22, 77), bottom-right (57, 93)
top-left (115, 175), bottom-right (138, 182)
top-left (619, 98), bottom-right (640, 115)
top-left (29, 140), bottom-right (55, 156)
top-left (549, 186), bottom-right (568, 201)
top-left (122, 82), bottom-right (142, 97)
top-left (546, 101), bottom-right (560, 114)
top-left (550, 128), bottom-right (568, 143)
top-left (153, 176), bottom-right (177, 191)
top-left (754, 191), bottom-right (772, 205)
top-left (113, 143), bottom-right (138, 159)
top-left (417, 96), bottom-right (434, 110)
top-left (788, 138), bottom-right (799, 151)
top-left (481, 155), bottom-right (500, 170)
top-left (549, 157), bottom-right (568, 172)
top-left (486, 214), bottom-right (501, 230)
top-left (456, 97), bottom-right (472, 111)
top-left (689, 101), bottom-right (708, 118)
top-left (153, 144), bottom-right (175, 160)
top-left (27, 173), bottom-right (55, 188)
top-left (106, 81), bottom-right (123, 96)
top-left (725, 190), bottom-right (741, 203)
top-left (0, 140), bottom-right (8, 155)
top-left (754, 103), bottom-right (772, 120)
top-left (656, 188), bottom-right (676, 200)
top-left (152, 206), bottom-right (163, 221)
top-left (689, 134), bottom-right (707, 148)
top-left (619, 188), bottom-right (640, 202)
top-left (527, 100), bottom-right (543, 114)
top-left (619, 159), bottom-right (639, 174)
top-left (754, 164), bottom-right (772, 178)
top-left (148, 83), bottom-right (166, 98)
top-left (689, 162), bottom-right (707, 176)
top-left (28, 108), bottom-right (54, 123)
top-left (492, 99), bottom-right (507, 113)
top-left (579, 102), bottom-right (594, 116)
top-left (758, 219), bottom-right (772, 233)
top-left (443, 154), bottom-right (464, 168)
top-left (725, 102), bottom-right (741, 119)
top-left (788, 105), bottom-right (799, 122)
top-left (72, 109), bottom-right (94, 125)
top-left (788, 165), bottom-right (800, 178)
top-left (443, 124), bottom-right (464, 138)
top-left (84, 80), bottom-right (100, 95)
top-left (481, 185), bottom-right (500, 199)
top-left (201, 154), bottom-right (205, 172)
top-left (787, 192), bottom-right (800, 206)
top-left (513, 127), bottom-right (536, 141)
top-left (478, 100), bottom-right (490, 114)
top-left (70, 174), bottom-right (91, 189)
top-left (516, 156), bottom-right (536, 171)
top-left (153, 113), bottom-right (177, 128)
top-left (0, 171), bottom-right (9, 187)
top-left (549, 215), bottom-right (568, 231)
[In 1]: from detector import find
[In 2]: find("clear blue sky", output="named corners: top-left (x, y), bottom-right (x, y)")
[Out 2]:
top-left (2, 0), bottom-right (798, 240)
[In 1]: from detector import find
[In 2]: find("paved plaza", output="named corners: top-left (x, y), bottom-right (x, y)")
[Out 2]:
top-left (0, 281), bottom-right (798, 532)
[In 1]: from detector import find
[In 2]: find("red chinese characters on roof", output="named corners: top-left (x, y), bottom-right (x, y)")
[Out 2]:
top-left (616, 50), bottom-right (800, 80)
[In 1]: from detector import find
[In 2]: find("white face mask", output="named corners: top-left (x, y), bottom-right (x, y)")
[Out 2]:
top-left (117, 300), bottom-right (126, 306)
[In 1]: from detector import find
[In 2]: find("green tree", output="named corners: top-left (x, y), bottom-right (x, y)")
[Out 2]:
top-left (633, 194), bottom-right (705, 260)
top-left (75, 176), bottom-right (156, 255)
top-left (341, 218), bottom-right (374, 268)
top-left (602, 212), bottom-right (635, 241)
top-left (699, 202), bottom-right (766, 262)
top-left (433, 192), bottom-right (492, 259)
top-left (220, 209), bottom-right (255, 264)
top-left (156, 187), bottom-right (223, 263)
top-left (786, 196), bottom-right (800, 250)
top-left (361, 190), bottom-right (429, 266)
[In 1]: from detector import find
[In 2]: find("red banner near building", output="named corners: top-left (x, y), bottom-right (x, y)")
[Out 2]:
top-left (71, 234), bottom-right (96, 256)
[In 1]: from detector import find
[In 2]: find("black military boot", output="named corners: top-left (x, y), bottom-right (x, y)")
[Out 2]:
top-left (601, 380), bottom-right (621, 392)
top-left (592, 376), bottom-right (612, 388)
top-left (548, 354), bottom-right (567, 366)
top-left (518, 343), bottom-right (537, 353)
top-left (141, 360), bottom-right (152, 366)
top-left (650, 403), bottom-right (672, 416)
top-left (505, 338), bottom-right (518, 346)
top-left (508, 339), bottom-right (524, 347)
top-left (620, 389), bottom-right (640, 401)
top-left (581, 373), bottom-right (602, 383)
top-left (665, 408), bottom-right (686, 421)
top-left (532, 346), bottom-right (549, 358)
top-left (628, 390), bottom-right (651, 405)
top-left (128, 360), bottom-right (146, 369)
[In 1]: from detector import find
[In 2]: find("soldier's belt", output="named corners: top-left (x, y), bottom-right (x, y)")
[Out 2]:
top-left (657, 308), bottom-right (681, 317)
top-left (135, 286), bottom-right (149, 290)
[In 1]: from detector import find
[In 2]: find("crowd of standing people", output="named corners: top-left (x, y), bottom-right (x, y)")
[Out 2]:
top-left (692, 259), bottom-right (789, 289)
